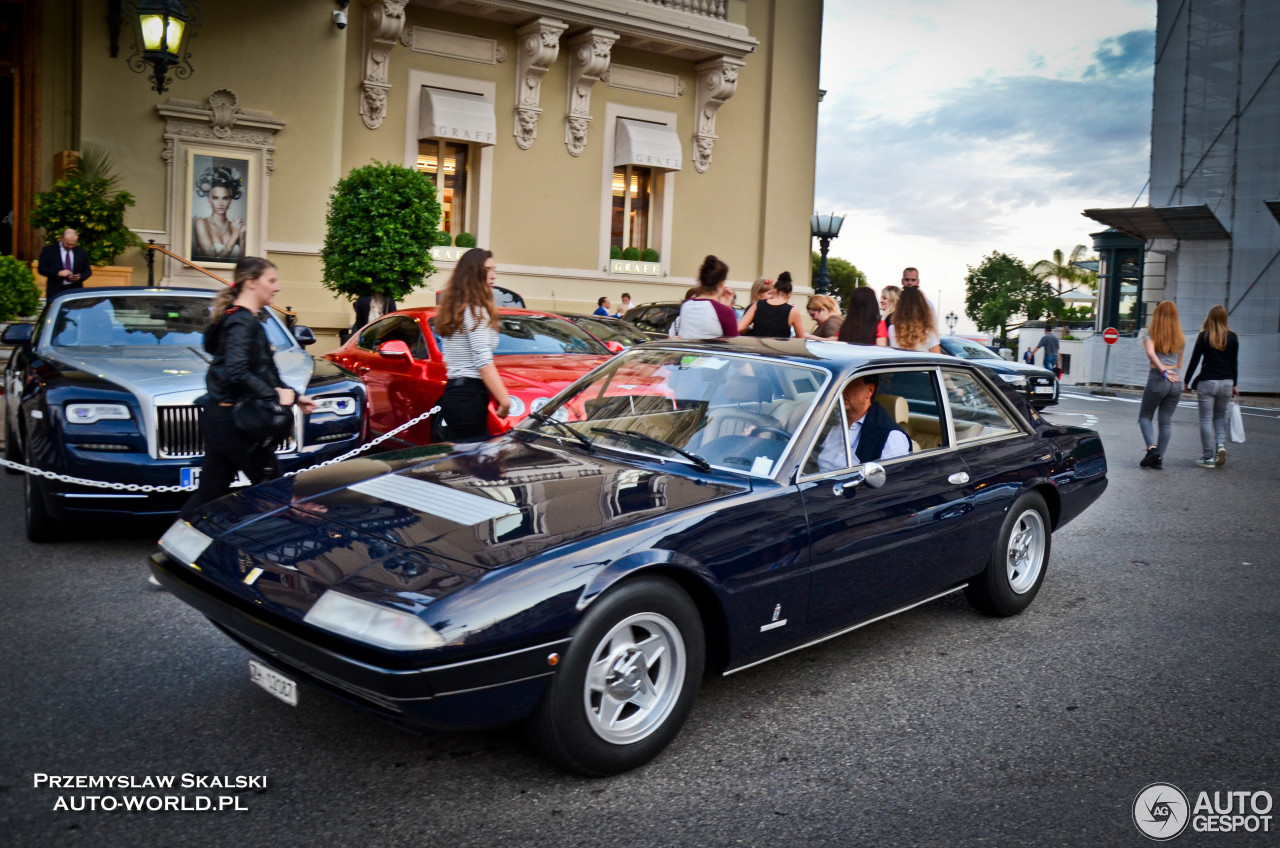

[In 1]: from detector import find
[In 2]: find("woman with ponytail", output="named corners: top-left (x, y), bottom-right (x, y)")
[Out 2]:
top-left (184, 257), bottom-right (314, 515)
top-left (738, 271), bottom-right (808, 338)
top-left (673, 255), bottom-right (739, 339)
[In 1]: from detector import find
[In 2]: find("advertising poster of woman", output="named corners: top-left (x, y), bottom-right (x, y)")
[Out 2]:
top-left (190, 155), bottom-right (249, 265)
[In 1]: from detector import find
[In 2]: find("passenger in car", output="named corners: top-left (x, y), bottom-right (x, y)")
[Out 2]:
top-left (816, 374), bottom-right (912, 473)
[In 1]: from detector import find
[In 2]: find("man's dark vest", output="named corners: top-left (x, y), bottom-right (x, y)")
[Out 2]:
top-left (854, 400), bottom-right (910, 463)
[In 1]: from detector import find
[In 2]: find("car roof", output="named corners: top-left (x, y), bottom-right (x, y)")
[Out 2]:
top-left (48, 286), bottom-right (221, 301)
top-left (386, 306), bottom-right (568, 321)
top-left (641, 336), bottom-right (971, 376)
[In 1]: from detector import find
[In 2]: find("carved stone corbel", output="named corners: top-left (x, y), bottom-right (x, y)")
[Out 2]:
top-left (564, 29), bottom-right (618, 157)
top-left (514, 18), bottom-right (567, 150)
top-left (692, 56), bottom-right (745, 173)
top-left (361, 0), bottom-right (409, 130)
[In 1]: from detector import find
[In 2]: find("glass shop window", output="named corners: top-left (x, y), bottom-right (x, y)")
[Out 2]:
top-left (611, 165), bottom-right (652, 252)
top-left (417, 140), bottom-right (470, 239)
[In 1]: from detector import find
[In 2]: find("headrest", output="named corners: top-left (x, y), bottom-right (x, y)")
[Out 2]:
top-left (875, 393), bottom-right (909, 427)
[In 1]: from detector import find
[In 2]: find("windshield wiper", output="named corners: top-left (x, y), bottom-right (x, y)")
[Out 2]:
top-left (527, 409), bottom-right (593, 450)
top-left (589, 426), bottom-right (711, 471)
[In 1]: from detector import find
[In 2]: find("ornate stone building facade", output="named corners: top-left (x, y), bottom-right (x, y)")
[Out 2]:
top-left (26, 0), bottom-right (823, 346)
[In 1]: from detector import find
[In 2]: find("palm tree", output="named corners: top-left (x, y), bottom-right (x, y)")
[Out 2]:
top-left (1030, 245), bottom-right (1093, 296)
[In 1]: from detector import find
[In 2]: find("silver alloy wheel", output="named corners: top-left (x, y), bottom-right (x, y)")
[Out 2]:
top-left (1006, 508), bottom-right (1047, 594)
top-left (582, 612), bottom-right (687, 745)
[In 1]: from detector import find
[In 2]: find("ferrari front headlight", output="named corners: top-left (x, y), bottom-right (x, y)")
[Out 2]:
top-left (304, 590), bottom-right (445, 651)
top-left (159, 520), bottom-right (212, 567)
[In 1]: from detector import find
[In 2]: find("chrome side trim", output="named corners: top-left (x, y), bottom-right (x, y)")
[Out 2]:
top-left (722, 585), bottom-right (968, 676)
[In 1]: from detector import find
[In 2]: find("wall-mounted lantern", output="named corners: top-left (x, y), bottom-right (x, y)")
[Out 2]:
top-left (127, 0), bottom-right (201, 94)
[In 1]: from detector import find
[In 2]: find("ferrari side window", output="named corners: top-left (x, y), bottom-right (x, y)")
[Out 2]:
top-left (941, 370), bottom-right (1020, 444)
top-left (803, 402), bottom-right (848, 476)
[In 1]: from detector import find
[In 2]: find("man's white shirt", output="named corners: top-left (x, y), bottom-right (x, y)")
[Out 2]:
top-left (816, 414), bottom-right (911, 473)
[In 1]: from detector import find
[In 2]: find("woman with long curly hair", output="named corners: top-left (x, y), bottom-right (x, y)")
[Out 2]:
top-left (1183, 304), bottom-right (1239, 468)
top-left (1137, 300), bottom-right (1186, 469)
top-left (887, 286), bottom-right (940, 352)
top-left (434, 248), bottom-right (513, 442)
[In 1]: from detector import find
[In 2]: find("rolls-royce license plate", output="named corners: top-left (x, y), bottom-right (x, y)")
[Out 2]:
top-left (181, 468), bottom-right (251, 488)
top-left (249, 660), bottom-right (298, 707)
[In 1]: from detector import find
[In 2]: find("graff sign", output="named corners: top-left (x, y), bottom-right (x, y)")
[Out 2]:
top-left (611, 260), bottom-right (661, 276)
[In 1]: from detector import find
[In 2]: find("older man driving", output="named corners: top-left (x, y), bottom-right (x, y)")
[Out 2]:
top-left (816, 374), bottom-right (911, 473)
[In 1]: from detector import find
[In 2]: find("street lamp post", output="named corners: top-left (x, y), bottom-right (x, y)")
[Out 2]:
top-left (809, 212), bottom-right (845, 296)
top-left (945, 311), bottom-right (958, 334)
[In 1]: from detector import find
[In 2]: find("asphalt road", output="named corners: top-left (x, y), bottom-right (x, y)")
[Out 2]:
top-left (1, 392), bottom-right (1277, 847)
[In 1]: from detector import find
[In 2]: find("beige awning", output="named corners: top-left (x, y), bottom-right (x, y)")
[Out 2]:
top-left (419, 88), bottom-right (496, 146)
top-left (614, 119), bottom-right (683, 171)
top-left (1082, 205), bottom-right (1230, 240)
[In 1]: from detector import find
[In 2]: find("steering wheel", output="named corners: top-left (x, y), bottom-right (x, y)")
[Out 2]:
top-left (750, 426), bottom-right (792, 441)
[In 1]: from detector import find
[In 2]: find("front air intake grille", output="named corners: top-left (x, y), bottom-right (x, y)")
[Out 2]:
top-left (156, 405), bottom-right (297, 458)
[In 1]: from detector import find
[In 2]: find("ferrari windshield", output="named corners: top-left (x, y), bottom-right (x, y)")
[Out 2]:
top-left (48, 295), bottom-right (293, 349)
top-left (522, 348), bottom-right (827, 477)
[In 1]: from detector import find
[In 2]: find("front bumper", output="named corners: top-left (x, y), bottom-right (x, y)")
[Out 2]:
top-left (39, 434), bottom-right (365, 521)
top-left (148, 551), bottom-right (566, 731)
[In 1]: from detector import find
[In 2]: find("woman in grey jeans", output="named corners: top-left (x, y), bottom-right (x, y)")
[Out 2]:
top-left (1183, 304), bottom-right (1239, 468)
top-left (1137, 300), bottom-right (1185, 469)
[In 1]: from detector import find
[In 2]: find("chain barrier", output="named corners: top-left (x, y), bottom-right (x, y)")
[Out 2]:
top-left (0, 406), bottom-right (440, 493)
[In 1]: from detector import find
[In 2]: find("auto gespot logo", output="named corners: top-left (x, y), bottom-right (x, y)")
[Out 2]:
top-left (1133, 783), bottom-right (1273, 840)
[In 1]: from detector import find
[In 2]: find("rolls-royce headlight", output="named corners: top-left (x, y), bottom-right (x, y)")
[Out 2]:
top-left (998, 374), bottom-right (1028, 386)
top-left (159, 520), bottom-right (212, 568)
top-left (506, 396), bottom-right (527, 418)
top-left (311, 395), bottom-right (359, 416)
top-left (65, 403), bottom-right (131, 424)
top-left (304, 591), bottom-right (445, 651)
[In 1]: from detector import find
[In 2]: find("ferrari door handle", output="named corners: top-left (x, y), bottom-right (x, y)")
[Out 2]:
top-left (948, 471), bottom-right (969, 485)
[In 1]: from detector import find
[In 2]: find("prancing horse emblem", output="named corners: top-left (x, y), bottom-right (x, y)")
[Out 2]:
top-left (760, 604), bottom-right (787, 632)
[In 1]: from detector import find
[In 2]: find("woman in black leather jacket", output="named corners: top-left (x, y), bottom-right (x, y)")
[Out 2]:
top-left (183, 257), bottom-right (314, 516)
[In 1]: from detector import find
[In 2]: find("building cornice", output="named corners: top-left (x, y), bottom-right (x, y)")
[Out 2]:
top-left (411, 0), bottom-right (756, 61)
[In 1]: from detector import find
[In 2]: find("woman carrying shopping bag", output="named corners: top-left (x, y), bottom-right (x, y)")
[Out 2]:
top-left (1183, 304), bottom-right (1239, 468)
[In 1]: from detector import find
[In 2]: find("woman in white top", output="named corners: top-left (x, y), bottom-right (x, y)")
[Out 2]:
top-left (433, 248), bottom-right (513, 442)
top-left (887, 286), bottom-right (941, 353)
top-left (673, 255), bottom-right (739, 340)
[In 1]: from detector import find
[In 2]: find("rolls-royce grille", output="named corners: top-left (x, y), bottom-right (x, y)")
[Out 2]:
top-left (156, 405), bottom-right (296, 458)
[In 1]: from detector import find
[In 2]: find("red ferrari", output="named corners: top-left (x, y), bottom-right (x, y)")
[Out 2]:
top-left (325, 307), bottom-right (613, 446)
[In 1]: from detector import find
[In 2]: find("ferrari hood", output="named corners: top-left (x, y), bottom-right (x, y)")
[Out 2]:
top-left (190, 438), bottom-right (746, 614)
top-left (494, 354), bottom-right (611, 393)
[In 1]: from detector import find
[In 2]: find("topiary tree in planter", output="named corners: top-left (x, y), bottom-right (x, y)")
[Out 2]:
top-left (431, 229), bottom-right (453, 247)
top-left (609, 245), bottom-right (623, 260)
top-left (0, 255), bottom-right (41, 321)
top-left (621, 246), bottom-right (641, 261)
top-left (641, 248), bottom-right (659, 263)
top-left (321, 161), bottom-right (440, 302)
top-left (28, 145), bottom-right (142, 266)
top-left (455, 231), bottom-right (476, 248)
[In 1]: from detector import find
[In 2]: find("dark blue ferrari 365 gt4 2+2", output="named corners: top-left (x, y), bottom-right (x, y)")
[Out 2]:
top-left (149, 338), bottom-right (1107, 775)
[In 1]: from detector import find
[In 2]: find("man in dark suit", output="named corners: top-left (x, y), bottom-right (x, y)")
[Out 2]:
top-left (37, 228), bottom-right (93, 301)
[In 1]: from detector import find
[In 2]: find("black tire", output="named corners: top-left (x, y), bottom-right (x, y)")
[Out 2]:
top-left (526, 576), bottom-right (705, 776)
top-left (24, 442), bottom-right (60, 543)
top-left (965, 491), bottom-right (1051, 616)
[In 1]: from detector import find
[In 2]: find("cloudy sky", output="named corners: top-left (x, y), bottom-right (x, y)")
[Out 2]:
top-left (815, 0), bottom-right (1157, 332)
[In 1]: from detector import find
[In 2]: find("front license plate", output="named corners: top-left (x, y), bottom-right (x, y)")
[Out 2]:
top-left (1033, 386), bottom-right (1055, 394)
top-left (248, 659), bottom-right (298, 707)
top-left (181, 468), bottom-right (251, 487)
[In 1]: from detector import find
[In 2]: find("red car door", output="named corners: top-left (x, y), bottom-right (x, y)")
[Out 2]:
top-left (379, 316), bottom-right (444, 446)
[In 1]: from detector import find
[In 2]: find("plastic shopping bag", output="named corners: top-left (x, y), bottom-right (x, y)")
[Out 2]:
top-left (1228, 400), bottom-right (1246, 443)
